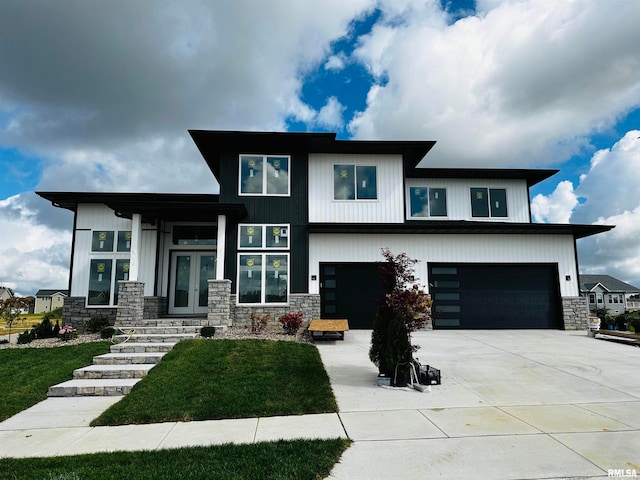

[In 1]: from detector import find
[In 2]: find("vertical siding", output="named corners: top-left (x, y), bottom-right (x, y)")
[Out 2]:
top-left (405, 178), bottom-right (531, 222)
top-left (308, 153), bottom-right (405, 223)
top-left (72, 204), bottom-right (157, 300)
top-left (309, 234), bottom-right (578, 297)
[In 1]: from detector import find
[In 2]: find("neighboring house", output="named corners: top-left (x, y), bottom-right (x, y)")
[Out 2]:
top-left (579, 275), bottom-right (640, 315)
top-left (37, 130), bottom-right (613, 331)
top-left (34, 289), bottom-right (69, 314)
top-left (0, 286), bottom-right (14, 302)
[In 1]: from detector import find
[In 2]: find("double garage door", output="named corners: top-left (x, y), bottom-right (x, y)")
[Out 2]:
top-left (320, 262), bottom-right (562, 329)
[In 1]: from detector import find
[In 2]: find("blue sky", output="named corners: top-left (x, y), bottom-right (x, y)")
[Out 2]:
top-left (1, 0), bottom-right (640, 295)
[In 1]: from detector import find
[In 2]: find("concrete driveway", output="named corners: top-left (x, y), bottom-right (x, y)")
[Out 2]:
top-left (317, 330), bottom-right (640, 480)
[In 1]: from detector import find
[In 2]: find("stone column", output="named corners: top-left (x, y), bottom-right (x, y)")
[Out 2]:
top-left (207, 279), bottom-right (231, 331)
top-left (562, 296), bottom-right (589, 330)
top-left (116, 281), bottom-right (145, 326)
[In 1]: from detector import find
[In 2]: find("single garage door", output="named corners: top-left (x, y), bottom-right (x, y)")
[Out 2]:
top-left (429, 263), bottom-right (562, 329)
top-left (320, 263), bottom-right (390, 329)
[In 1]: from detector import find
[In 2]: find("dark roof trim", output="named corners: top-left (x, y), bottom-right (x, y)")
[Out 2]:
top-left (189, 130), bottom-right (436, 181)
top-left (35, 289), bottom-right (69, 297)
top-left (308, 221), bottom-right (613, 239)
top-left (36, 192), bottom-right (247, 223)
top-left (579, 274), bottom-right (640, 293)
top-left (407, 168), bottom-right (559, 187)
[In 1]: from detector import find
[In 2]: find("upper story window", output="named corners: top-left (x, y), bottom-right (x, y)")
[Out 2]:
top-left (470, 188), bottom-right (507, 218)
top-left (238, 224), bottom-right (289, 249)
top-left (334, 164), bottom-right (377, 200)
top-left (409, 187), bottom-right (447, 218)
top-left (239, 155), bottom-right (290, 196)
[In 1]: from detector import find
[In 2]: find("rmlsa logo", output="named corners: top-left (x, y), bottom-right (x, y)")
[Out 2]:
top-left (608, 469), bottom-right (638, 478)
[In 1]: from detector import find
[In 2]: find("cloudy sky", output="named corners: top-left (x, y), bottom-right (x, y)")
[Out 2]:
top-left (1, 0), bottom-right (640, 296)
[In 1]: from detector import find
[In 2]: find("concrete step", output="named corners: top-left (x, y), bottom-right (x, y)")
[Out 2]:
top-left (115, 318), bottom-right (206, 327)
top-left (110, 342), bottom-right (177, 353)
top-left (73, 364), bottom-right (155, 380)
top-left (112, 333), bottom-right (197, 343)
top-left (47, 379), bottom-right (141, 397)
top-left (114, 326), bottom-right (201, 335)
top-left (94, 352), bottom-right (167, 365)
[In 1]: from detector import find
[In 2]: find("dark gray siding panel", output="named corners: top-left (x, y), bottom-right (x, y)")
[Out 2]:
top-left (219, 151), bottom-right (309, 294)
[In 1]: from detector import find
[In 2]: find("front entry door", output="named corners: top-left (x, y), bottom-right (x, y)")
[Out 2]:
top-left (169, 252), bottom-right (216, 315)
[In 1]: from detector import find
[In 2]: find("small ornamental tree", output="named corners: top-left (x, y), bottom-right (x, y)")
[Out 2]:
top-left (0, 297), bottom-right (29, 343)
top-left (369, 248), bottom-right (432, 385)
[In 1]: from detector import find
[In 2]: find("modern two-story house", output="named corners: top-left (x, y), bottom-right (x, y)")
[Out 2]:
top-left (37, 130), bottom-right (612, 331)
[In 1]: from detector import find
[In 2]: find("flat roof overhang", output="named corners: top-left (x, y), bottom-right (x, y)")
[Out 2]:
top-left (407, 168), bottom-right (559, 188)
top-left (189, 130), bottom-right (437, 181)
top-left (308, 221), bottom-right (613, 240)
top-left (36, 192), bottom-right (247, 223)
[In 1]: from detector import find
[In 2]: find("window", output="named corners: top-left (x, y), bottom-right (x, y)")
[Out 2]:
top-left (334, 164), bottom-right (377, 200)
top-left (238, 224), bottom-right (289, 249)
top-left (239, 155), bottom-right (290, 196)
top-left (589, 293), bottom-right (596, 304)
top-left (409, 187), bottom-right (447, 218)
top-left (172, 225), bottom-right (217, 245)
top-left (238, 254), bottom-right (288, 304)
top-left (237, 224), bottom-right (290, 304)
top-left (88, 230), bottom-right (130, 306)
top-left (471, 188), bottom-right (507, 218)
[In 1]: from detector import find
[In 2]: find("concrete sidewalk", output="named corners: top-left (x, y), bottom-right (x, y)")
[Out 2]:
top-left (1, 330), bottom-right (639, 479)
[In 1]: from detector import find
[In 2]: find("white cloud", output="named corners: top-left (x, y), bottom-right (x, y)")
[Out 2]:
top-left (349, 0), bottom-right (640, 167)
top-left (317, 96), bottom-right (347, 129)
top-left (325, 53), bottom-right (347, 71)
top-left (530, 180), bottom-right (578, 224)
top-left (533, 130), bottom-right (640, 286)
top-left (0, 194), bottom-right (71, 296)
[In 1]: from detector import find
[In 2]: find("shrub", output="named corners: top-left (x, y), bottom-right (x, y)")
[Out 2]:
top-left (58, 325), bottom-right (78, 341)
top-left (249, 312), bottom-right (270, 333)
top-left (17, 330), bottom-right (34, 344)
top-left (0, 339), bottom-right (8, 345)
top-left (278, 312), bottom-right (304, 335)
top-left (49, 306), bottom-right (64, 318)
top-left (100, 327), bottom-right (116, 339)
top-left (33, 317), bottom-right (57, 339)
top-left (84, 317), bottom-right (110, 334)
top-left (200, 326), bottom-right (216, 338)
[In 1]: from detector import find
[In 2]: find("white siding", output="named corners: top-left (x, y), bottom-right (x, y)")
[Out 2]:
top-left (405, 178), bottom-right (531, 222)
top-left (71, 204), bottom-right (157, 301)
top-left (309, 233), bottom-right (579, 297)
top-left (308, 153), bottom-right (405, 223)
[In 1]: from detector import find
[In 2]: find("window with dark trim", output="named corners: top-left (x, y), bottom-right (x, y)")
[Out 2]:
top-left (239, 155), bottom-right (290, 196)
top-left (471, 188), bottom-right (507, 218)
top-left (334, 164), bottom-right (377, 200)
top-left (409, 187), bottom-right (447, 218)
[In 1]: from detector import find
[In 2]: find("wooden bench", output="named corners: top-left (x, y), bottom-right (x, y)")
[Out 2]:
top-left (594, 329), bottom-right (640, 345)
top-left (308, 319), bottom-right (349, 341)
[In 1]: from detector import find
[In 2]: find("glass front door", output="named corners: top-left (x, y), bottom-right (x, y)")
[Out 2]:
top-left (169, 252), bottom-right (216, 315)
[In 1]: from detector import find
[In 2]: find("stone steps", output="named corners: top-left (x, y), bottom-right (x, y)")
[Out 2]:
top-left (73, 364), bottom-right (155, 380)
top-left (46, 317), bottom-right (201, 398)
top-left (93, 352), bottom-right (167, 365)
top-left (112, 333), bottom-right (197, 344)
top-left (47, 379), bottom-right (141, 397)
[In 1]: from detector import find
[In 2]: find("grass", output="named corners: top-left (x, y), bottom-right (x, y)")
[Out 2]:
top-left (0, 342), bottom-right (112, 421)
top-left (92, 338), bottom-right (338, 426)
top-left (0, 439), bottom-right (351, 480)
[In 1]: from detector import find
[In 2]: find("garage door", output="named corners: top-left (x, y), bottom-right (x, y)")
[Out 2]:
top-left (429, 264), bottom-right (562, 329)
top-left (320, 263), bottom-right (389, 329)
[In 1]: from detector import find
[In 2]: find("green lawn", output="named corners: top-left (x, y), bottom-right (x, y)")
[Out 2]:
top-left (92, 338), bottom-right (339, 426)
top-left (0, 439), bottom-right (351, 480)
top-left (0, 342), bottom-right (112, 421)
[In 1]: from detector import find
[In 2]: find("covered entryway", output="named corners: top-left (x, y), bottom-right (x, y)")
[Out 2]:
top-left (320, 263), bottom-right (389, 329)
top-left (429, 263), bottom-right (562, 329)
top-left (169, 252), bottom-right (216, 315)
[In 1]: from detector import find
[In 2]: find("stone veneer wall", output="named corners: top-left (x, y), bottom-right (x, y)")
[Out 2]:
top-left (115, 281), bottom-right (145, 325)
top-left (207, 280), bottom-right (231, 328)
top-left (230, 294), bottom-right (321, 329)
top-left (63, 297), bottom-right (117, 330)
top-left (143, 296), bottom-right (167, 319)
top-left (562, 296), bottom-right (589, 330)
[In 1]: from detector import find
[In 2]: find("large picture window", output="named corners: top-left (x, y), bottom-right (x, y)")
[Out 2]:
top-left (238, 254), bottom-right (288, 304)
top-left (334, 164), bottom-right (377, 200)
top-left (88, 229), bottom-right (130, 306)
top-left (409, 187), bottom-right (447, 218)
top-left (470, 188), bottom-right (507, 218)
top-left (239, 155), bottom-right (290, 196)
